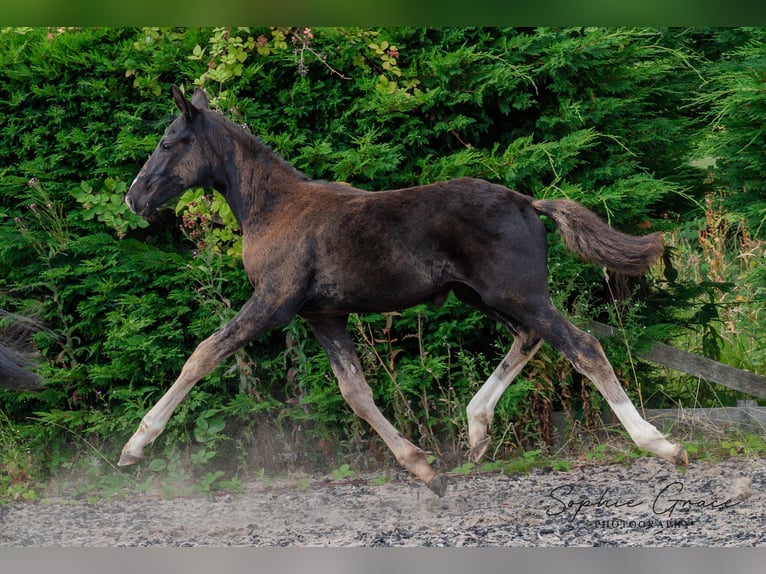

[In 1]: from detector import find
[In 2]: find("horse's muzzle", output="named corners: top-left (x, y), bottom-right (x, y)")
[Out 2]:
top-left (124, 193), bottom-right (137, 214)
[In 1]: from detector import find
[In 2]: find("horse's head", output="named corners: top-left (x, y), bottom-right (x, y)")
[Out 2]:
top-left (126, 84), bottom-right (215, 219)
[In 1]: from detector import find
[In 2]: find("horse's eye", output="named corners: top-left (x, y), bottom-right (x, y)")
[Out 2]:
top-left (161, 142), bottom-right (172, 151)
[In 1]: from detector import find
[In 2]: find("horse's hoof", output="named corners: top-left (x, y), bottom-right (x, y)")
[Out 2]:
top-left (117, 451), bottom-right (142, 467)
top-left (427, 474), bottom-right (449, 497)
top-left (674, 444), bottom-right (688, 466)
top-left (469, 436), bottom-right (491, 462)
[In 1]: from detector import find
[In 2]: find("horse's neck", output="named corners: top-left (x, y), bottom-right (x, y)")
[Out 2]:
top-left (218, 127), bottom-right (307, 229)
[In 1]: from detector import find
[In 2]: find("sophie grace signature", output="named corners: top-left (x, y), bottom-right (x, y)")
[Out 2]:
top-left (544, 481), bottom-right (741, 521)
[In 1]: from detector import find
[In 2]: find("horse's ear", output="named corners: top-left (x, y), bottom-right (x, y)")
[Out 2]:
top-left (171, 84), bottom-right (198, 122)
top-left (190, 87), bottom-right (210, 110)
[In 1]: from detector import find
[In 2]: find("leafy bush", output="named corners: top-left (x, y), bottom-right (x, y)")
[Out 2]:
top-left (1, 27), bottom-right (763, 490)
top-left (693, 28), bottom-right (766, 236)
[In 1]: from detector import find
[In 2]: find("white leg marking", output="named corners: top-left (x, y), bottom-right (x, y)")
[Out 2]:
top-left (118, 374), bottom-right (195, 464)
top-left (609, 400), bottom-right (679, 461)
top-left (311, 319), bottom-right (445, 493)
top-left (119, 338), bottom-right (220, 465)
top-left (467, 338), bottom-right (542, 459)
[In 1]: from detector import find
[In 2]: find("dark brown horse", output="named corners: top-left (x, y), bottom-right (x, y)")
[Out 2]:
top-left (121, 85), bottom-right (687, 495)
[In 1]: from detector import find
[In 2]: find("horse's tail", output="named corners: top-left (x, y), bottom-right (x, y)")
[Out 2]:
top-left (532, 199), bottom-right (664, 276)
top-left (0, 310), bottom-right (44, 391)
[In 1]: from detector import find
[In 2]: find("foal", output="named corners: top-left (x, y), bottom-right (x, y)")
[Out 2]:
top-left (121, 85), bottom-right (687, 495)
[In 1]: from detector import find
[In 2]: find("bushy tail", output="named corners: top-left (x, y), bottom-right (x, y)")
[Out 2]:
top-left (532, 199), bottom-right (663, 276)
top-left (0, 310), bottom-right (43, 391)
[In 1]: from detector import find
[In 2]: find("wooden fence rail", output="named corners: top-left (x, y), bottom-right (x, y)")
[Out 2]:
top-left (551, 404), bottom-right (766, 446)
top-left (587, 320), bottom-right (766, 401)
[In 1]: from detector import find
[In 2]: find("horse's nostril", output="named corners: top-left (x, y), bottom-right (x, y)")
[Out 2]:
top-left (125, 194), bottom-right (135, 213)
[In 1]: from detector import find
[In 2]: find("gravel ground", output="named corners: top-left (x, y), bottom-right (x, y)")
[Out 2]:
top-left (1, 456), bottom-right (764, 547)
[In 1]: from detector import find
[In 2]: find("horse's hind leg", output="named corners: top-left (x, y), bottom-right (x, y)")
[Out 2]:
top-left (516, 300), bottom-right (687, 466)
top-left (466, 331), bottom-right (542, 461)
top-left (307, 316), bottom-right (448, 496)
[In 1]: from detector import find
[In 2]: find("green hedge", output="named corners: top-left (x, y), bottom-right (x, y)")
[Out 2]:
top-left (0, 27), bottom-right (762, 481)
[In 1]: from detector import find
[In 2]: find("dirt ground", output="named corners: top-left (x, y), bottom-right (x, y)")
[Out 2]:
top-left (1, 456), bottom-right (763, 547)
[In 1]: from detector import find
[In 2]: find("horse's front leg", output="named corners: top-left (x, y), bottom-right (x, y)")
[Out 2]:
top-left (307, 316), bottom-right (448, 496)
top-left (118, 295), bottom-right (290, 466)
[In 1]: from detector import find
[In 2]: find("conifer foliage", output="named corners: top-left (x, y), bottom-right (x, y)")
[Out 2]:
top-left (0, 28), bottom-right (763, 479)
